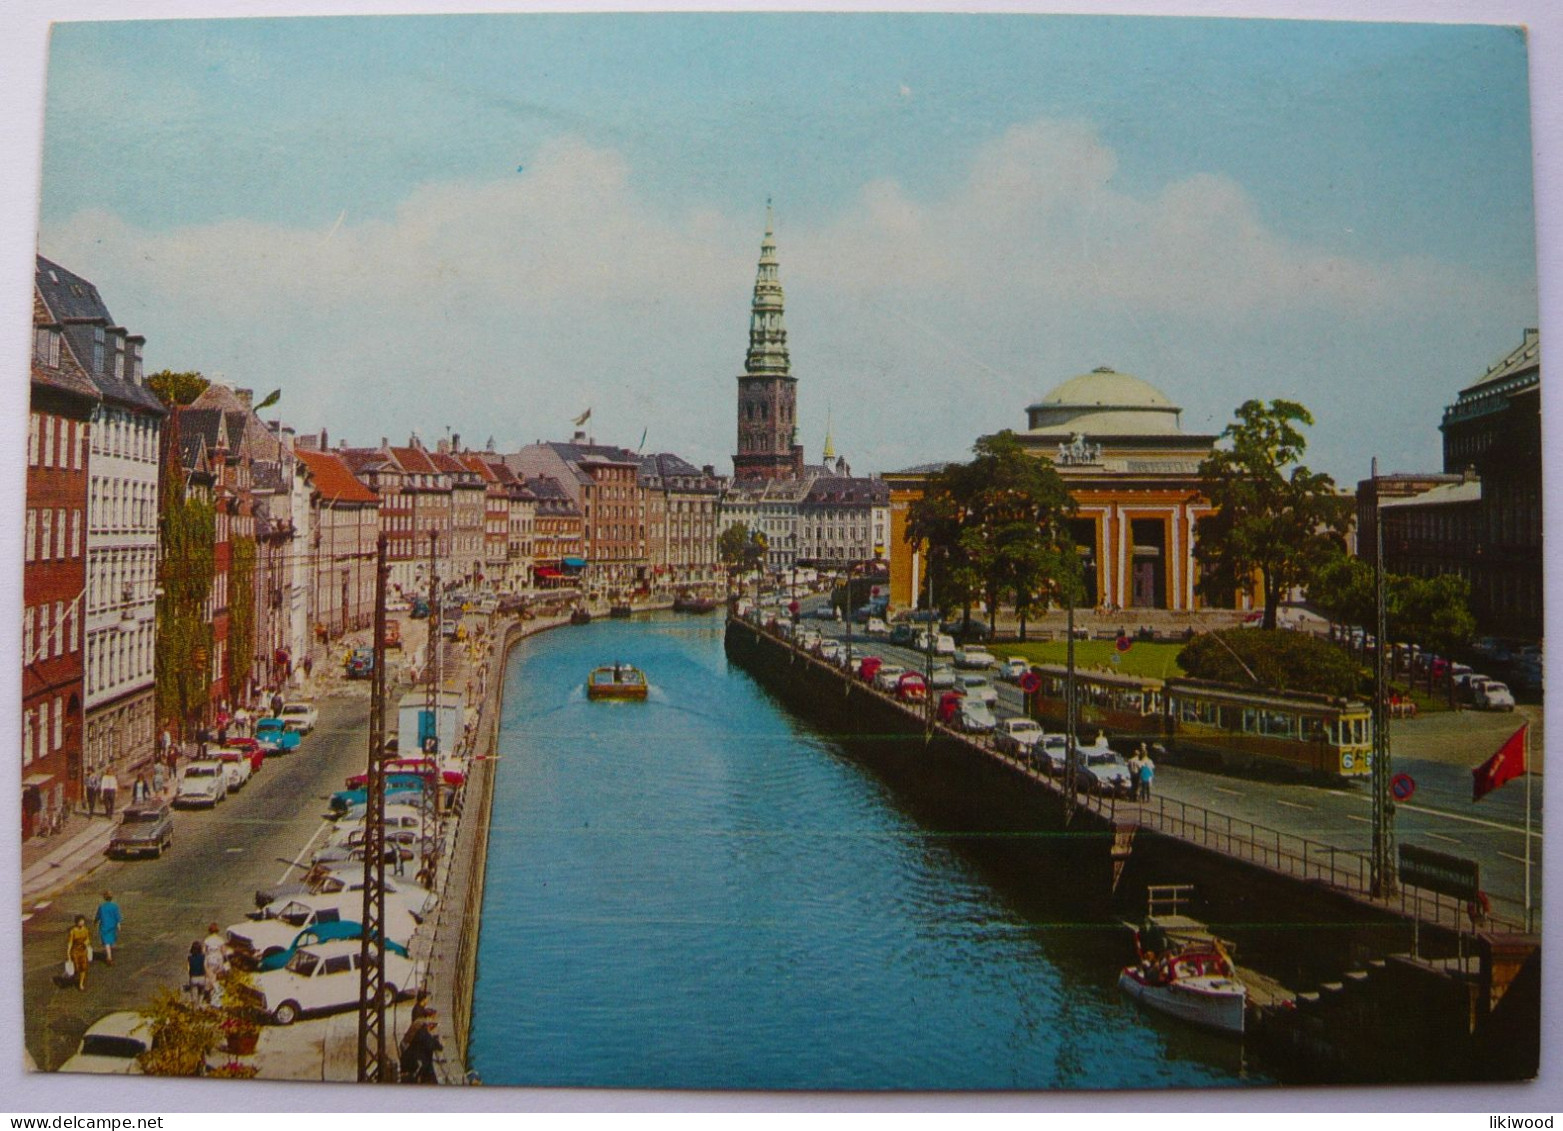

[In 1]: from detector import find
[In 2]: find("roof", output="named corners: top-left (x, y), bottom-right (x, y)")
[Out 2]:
top-left (30, 291), bottom-right (101, 402)
top-left (1025, 366), bottom-right (1183, 437)
top-left (1463, 328), bottom-right (1539, 394)
top-left (389, 445), bottom-right (438, 475)
top-left (1380, 480), bottom-right (1483, 509)
top-left (34, 256), bottom-right (164, 416)
top-left (549, 440), bottom-right (640, 467)
top-left (802, 476), bottom-right (889, 506)
top-left (295, 447), bottom-right (380, 504)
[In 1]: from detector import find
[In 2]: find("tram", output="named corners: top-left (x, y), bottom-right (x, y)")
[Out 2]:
top-left (1161, 678), bottom-right (1374, 778)
top-left (1027, 665), bottom-right (1164, 744)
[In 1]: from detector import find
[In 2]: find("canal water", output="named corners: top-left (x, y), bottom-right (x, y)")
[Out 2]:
top-left (469, 613), bottom-right (1264, 1090)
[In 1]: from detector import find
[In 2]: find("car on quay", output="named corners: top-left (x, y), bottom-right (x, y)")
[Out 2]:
top-left (957, 674), bottom-right (999, 707)
top-left (818, 639), bottom-right (844, 664)
top-left (106, 802), bottom-right (174, 859)
top-left (278, 702), bottom-right (319, 733)
top-left (255, 920), bottom-right (412, 972)
top-left (1001, 657), bottom-right (1031, 683)
top-left (955, 647), bottom-right (997, 670)
top-left (1030, 734), bottom-right (1070, 776)
top-left (254, 867), bottom-right (430, 912)
top-left (873, 664), bottom-right (908, 693)
top-left (928, 664), bottom-right (959, 690)
top-left (858, 656), bottom-right (884, 684)
top-left (896, 671), bottom-right (928, 702)
top-left (1073, 745), bottom-right (1133, 797)
top-left (215, 748), bottom-right (253, 792)
top-left (953, 696), bottom-right (996, 734)
top-left (58, 1012), bottom-right (151, 1074)
top-left (174, 761), bottom-right (228, 808)
top-left (250, 939), bottom-right (416, 1026)
top-left (255, 717), bottom-right (302, 755)
top-left (230, 893), bottom-right (425, 969)
top-left (864, 617), bottom-right (890, 638)
top-left (993, 718), bottom-right (1045, 758)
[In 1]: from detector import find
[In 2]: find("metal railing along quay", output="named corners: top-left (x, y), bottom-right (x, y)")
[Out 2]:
top-left (735, 613), bottom-right (1528, 943)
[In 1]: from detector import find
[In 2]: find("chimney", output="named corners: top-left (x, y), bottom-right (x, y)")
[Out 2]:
top-left (452, 433), bottom-right (461, 453)
top-left (702, 464), bottom-right (715, 477)
top-left (235, 388), bottom-right (253, 410)
top-left (319, 428), bottom-right (329, 450)
top-left (381, 437), bottom-right (388, 450)
top-left (437, 438), bottom-right (450, 454)
top-left (573, 430), bottom-right (587, 443)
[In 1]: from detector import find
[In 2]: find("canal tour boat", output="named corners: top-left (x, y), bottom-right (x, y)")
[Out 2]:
top-left (587, 664), bottom-right (649, 701)
top-left (570, 607), bottom-right (592, 626)
top-left (1119, 896), bottom-right (1247, 1036)
top-left (672, 593), bottom-right (719, 613)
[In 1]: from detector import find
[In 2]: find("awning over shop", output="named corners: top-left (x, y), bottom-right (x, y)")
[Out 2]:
top-left (533, 567), bottom-right (562, 578)
top-left (562, 557), bottom-right (587, 570)
top-left (22, 773), bottom-right (53, 789)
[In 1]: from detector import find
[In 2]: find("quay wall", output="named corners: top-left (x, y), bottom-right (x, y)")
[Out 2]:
top-left (725, 616), bottom-right (1540, 1083)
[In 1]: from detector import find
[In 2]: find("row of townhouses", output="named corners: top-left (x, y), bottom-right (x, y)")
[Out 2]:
top-left (24, 253), bottom-right (891, 839)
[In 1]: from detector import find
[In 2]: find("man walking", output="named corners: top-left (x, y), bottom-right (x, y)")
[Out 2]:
top-left (85, 770), bottom-right (101, 818)
top-left (99, 770), bottom-right (119, 819)
top-left (94, 891), bottom-right (122, 966)
top-left (1138, 749), bottom-right (1155, 802)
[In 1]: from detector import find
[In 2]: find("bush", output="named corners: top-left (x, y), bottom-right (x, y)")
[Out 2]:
top-left (1177, 629), bottom-right (1361, 698)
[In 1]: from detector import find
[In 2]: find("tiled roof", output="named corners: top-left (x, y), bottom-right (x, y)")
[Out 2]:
top-left (389, 445), bottom-right (438, 475)
top-left (31, 292), bottom-right (101, 402)
top-left (295, 447), bottom-right (380, 504)
top-left (802, 476), bottom-right (889, 506)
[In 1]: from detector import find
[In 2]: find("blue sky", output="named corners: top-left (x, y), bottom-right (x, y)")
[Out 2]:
top-left (36, 11), bottom-right (1538, 481)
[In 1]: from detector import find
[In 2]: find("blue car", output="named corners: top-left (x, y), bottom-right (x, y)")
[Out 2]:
top-left (255, 718), bottom-right (302, 754)
top-left (256, 921), bottom-right (410, 972)
top-left (329, 780), bottom-right (424, 816)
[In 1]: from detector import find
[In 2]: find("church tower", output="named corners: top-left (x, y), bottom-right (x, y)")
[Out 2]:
top-left (733, 203), bottom-right (805, 480)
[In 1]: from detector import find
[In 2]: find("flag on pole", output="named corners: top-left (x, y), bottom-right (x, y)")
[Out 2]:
top-left (637, 427), bottom-right (648, 452)
top-left (255, 388), bottom-right (282, 411)
top-left (572, 408), bottom-right (592, 427)
top-left (1472, 723), bottom-right (1528, 801)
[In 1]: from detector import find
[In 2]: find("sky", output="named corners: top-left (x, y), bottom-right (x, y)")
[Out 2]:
top-left (31, 11), bottom-right (1540, 484)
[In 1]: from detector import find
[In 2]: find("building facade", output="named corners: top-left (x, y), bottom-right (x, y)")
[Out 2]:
top-left (37, 257), bottom-right (165, 784)
top-left (294, 448), bottom-right (380, 660)
top-left (25, 283), bottom-right (100, 833)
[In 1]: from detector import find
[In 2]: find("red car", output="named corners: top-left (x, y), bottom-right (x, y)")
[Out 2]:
top-left (225, 738), bottom-right (267, 772)
top-left (858, 656), bottom-right (883, 684)
top-left (896, 672), bottom-right (928, 702)
top-left (936, 690), bottom-right (966, 724)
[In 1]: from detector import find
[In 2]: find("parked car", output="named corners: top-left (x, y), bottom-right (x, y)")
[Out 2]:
top-left (994, 718), bottom-right (1045, 757)
top-left (1074, 747), bottom-right (1133, 797)
top-left (224, 738), bottom-right (267, 772)
top-left (864, 617), bottom-right (890, 638)
top-left (896, 671), bottom-right (928, 702)
top-left (1001, 657), bottom-right (1031, 683)
top-left (943, 619), bottom-right (992, 643)
top-left (175, 761), bottom-right (228, 808)
top-left (818, 639), bottom-right (844, 664)
top-left (1473, 680), bottom-right (1516, 711)
top-left (278, 702), bottom-right (319, 733)
top-left (255, 920), bottom-right (412, 972)
top-left (58, 1012), bottom-right (151, 1074)
top-left (215, 748), bottom-right (253, 792)
top-left (873, 664), bottom-right (908, 693)
top-left (957, 675), bottom-right (998, 706)
top-left (928, 665), bottom-right (959, 690)
top-left (1030, 734), bottom-right (1070, 775)
top-left (889, 624), bottom-right (917, 646)
top-left (954, 697), bottom-right (996, 734)
top-left (249, 939), bottom-right (416, 1025)
top-left (858, 656), bottom-right (884, 684)
top-left (255, 865), bottom-right (429, 911)
top-left (230, 892), bottom-right (424, 969)
top-left (255, 717), bottom-right (302, 754)
top-left (106, 802), bottom-right (174, 859)
top-left (933, 634), bottom-right (957, 657)
top-left (955, 647), bottom-right (997, 670)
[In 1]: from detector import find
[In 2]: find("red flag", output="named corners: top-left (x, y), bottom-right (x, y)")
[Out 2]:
top-left (1472, 724), bottom-right (1528, 801)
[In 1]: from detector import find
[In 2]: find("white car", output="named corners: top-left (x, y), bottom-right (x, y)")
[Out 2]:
top-left (215, 748), bottom-right (252, 791)
top-left (1001, 657), bottom-right (1030, 682)
top-left (955, 647), bottom-right (997, 670)
top-left (864, 617), bottom-right (890, 638)
top-left (174, 761), bottom-right (228, 808)
top-left (928, 665), bottom-right (959, 690)
top-left (229, 892), bottom-right (426, 968)
top-left (279, 702), bottom-right (319, 734)
top-left (251, 939), bottom-right (416, 1025)
top-left (58, 1011), bottom-right (150, 1074)
top-left (994, 718), bottom-right (1045, 756)
top-left (957, 675), bottom-right (998, 706)
top-left (1474, 681), bottom-right (1516, 711)
top-left (873, 664), bottom-right (908, 693)
top-left (818, 639), bottom-right (844, 663)
top-left (955, 697), bottom-right (996, 733)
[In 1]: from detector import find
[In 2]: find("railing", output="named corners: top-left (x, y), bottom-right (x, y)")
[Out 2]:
top-left (737, 613), bottom-right (1530, 941)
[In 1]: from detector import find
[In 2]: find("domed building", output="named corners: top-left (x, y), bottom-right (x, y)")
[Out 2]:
top-left (886, 366), bottom-right (1223, 614)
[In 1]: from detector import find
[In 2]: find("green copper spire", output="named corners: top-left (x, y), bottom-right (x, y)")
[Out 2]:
top-left (823, 406), bottom-right (836, 461)
top-left (745, 200), bottom-right (790, 377)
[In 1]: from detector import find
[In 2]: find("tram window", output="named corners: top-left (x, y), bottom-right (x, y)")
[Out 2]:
top-left (1220, 706), bottom-right (1240, 730)
top-left (1262, 711), bottom-right (1295, 738)
top-left (1327, 720), bottom-right (1339, 745)
top-left (1144, 691), bottom-right (1161, 715)
top-left (1352, 718), bottom-right (1365, 745)
top-left (1242, 709), bottom-right (1259, 734)
top-left (1301, 717), bottom-right (1326, 743)
top-left (1180, 699), bottom-right (1199, 723)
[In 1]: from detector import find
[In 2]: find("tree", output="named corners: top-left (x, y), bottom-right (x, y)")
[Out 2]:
top-left (147, 369), bottom-right (210, 410)
top-left (718, 522), bottom-right (768, 588)
top-left (155, 416), bottom-right (216, 735)
top-left (228, 534), bottom-right (257, 699)
top-left (1179, 628), bottom-right (1361, 698)
top-left (907, 431), bottom-right (1077, 633)
top-left (1194, 400), bottom-right (1353, 630)
top-left (1308, 549), bottom-right (1476, 657)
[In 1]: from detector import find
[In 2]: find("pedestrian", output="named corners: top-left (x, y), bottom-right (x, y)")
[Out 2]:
top-left (399, 1017), bottom-right (443, 1083)
top-left (1139, 749), bottom-right (1155, 802)
top-left (202, 922), bottom-right (228, 992)
top-left (94, 891), bottom-right (122, 965)
top-left (132, 775), bottom-right (148, 804)
top-left (85, 770), bottom-right (100, 818)
top-left (1128, 745), bottom-right (1145, 799)
top-left (99, 771), bottom-right (119, 819)
top-left (186, 941), bottom-right (208, 1003)
top-left (159, 727), bottom-right (172, 760)
top-left (234, 706), bottom-right (250, 737)
top-left (66, 915), bottom-right (91, 991)
top-left (152, 762), bottom-right (166, 797)
top-left (271, 692), bottom-right (284, 717)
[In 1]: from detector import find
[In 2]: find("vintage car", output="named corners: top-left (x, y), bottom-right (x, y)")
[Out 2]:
top-left (250, 940), bottom-right (416, 1025)
top-left (255, 717), bottom-right (302, 754)
top-left (174, 761), bottom-right (227, 808)
top-left (58, 1012), bottom-right (151, 1074)
top-left (106, 802), bottom-right (174, 859)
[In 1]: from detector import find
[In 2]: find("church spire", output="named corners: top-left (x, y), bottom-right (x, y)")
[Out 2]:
top-left (823, 407), bottom-right (836, 461)
top-left (745, 199), bottom-right (790, 377)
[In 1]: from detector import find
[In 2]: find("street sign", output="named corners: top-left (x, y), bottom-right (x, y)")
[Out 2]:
top-left (1398, 844), bottom-right (1480, 902)
top-left (1019, 672), bottom-right (1041, 695)
top-left (1391, 773), bottom-right (1416, 801)
top-left (1115, 634), bottom-right (1132, 653)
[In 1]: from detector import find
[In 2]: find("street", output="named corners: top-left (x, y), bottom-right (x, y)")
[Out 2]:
top-left (22, 692), bottom-right (374, 1071)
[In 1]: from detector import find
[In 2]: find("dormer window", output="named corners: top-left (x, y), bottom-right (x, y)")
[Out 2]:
top-left (33, 326), bottom-right (61, 368)
top-left (92, 327), bottom-right (105, 372)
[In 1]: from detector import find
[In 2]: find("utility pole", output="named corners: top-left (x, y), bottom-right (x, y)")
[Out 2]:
top-left (356, 535), bottom-right (391, 1082)
top-left (1369, 457), bottom-right (1397, 897)
top-left (422, 529), bottom-right (442, 875)
top-left (924, 566), bottom-right (935, 736)
top-left (1064, 587), bottom-right (1078, 823)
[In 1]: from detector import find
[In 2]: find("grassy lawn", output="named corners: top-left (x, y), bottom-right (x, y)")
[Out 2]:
top-left (998, 640), bottom-right (1187, 680)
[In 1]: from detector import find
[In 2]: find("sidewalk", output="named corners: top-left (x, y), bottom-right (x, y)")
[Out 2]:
top-left (20, 812), bottom-right (116, 907)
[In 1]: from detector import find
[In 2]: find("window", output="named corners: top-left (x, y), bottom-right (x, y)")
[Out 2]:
top-left (52, 602), bottom-right (63, 658)
top-left (28, 414), bottom-right (39, 466)
top-left (53, 697), bottom-right (63, 750)
top-left (23, 604), bottom-right (33, 660)
top-left (22, 709), bottom-right (33, 768)
top-left (92, 327), bottom-right (104, 372)
top-left (24, 510), bottom-right (35, 563)
top-left (42, 417), bottom-right (53, 468)
top-left (41, 509), bottom-right (53, 561)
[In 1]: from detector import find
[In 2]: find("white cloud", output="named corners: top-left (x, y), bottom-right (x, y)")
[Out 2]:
top-left (39, 116), bottom-right (1527, 479)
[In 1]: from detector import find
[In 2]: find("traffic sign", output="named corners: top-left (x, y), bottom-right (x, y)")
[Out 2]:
top-left (1391, 773), bottom-right (1416, 801)
top-left (1019, 672), bottom-right (1041, 695)
top-left (1115, 634), bottom-right (1133, 653)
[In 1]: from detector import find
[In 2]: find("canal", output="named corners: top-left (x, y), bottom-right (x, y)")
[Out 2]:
top-left (468, 613), bottom-right (1266, 1090)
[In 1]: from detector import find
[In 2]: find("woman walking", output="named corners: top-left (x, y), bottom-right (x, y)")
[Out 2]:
top-left (94, 891), bottom-right (122, 965)
top-left (66, 916), bottom-right (91, 991)
top-left (186, 941), bottom-right (208, 1003)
